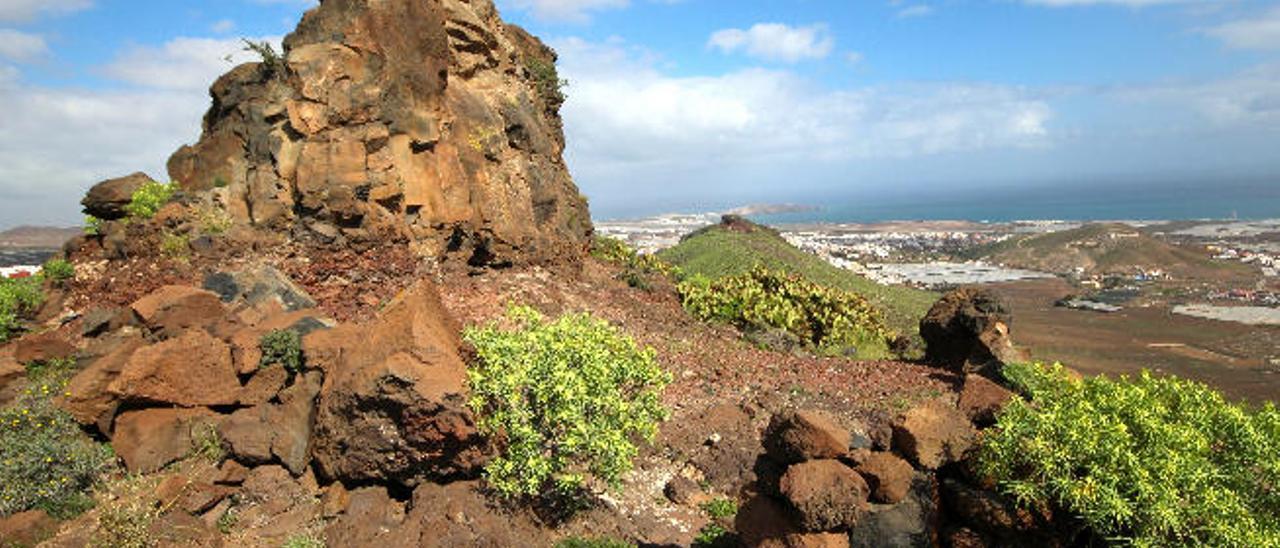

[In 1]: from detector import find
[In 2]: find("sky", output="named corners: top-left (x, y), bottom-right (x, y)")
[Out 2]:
top-left (0, 0), bottom-right (1278, 227)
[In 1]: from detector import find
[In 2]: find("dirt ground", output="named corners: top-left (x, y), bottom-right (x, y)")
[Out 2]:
top-left (989, 278), bottom-right (1280, 403)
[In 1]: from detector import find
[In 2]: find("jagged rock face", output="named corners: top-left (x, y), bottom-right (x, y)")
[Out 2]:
top-left (167, 0), bottom-right (591, 265)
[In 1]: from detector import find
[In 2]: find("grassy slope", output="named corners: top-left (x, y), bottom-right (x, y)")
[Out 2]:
top-left (658, 226), bottom-right (938, 343)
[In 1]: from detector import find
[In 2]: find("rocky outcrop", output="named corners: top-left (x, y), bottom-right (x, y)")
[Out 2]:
top-left (891, 401), bottom-right (976, 470)
top-left (920, 287), bottom-right (1027, 376)
top-left (308, 279), bottom-right (487, 486)
top-left (111, 407), bottom-right (219, 473)
top-left (765, 409), bottom-right (852, 464)
top-left (81, 172), bottom-right (154, 220)
top-left (165, 0), bottom-right (591, 265)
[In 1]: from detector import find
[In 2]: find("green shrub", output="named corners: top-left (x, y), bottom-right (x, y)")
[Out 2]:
top-left (0, 276), bottom-right (44, 343)
top-left (978, 362), bottom-right (1280, 547)
top-left (592, 236), bottom-right (636, 264)
top-left (90, 496), bottom-right (157, 548)
top-left (259, 329), bottom-right (304, 374)
top-left (464, 306), bottom-right (670, 499)
top-left (677, 267), bottom-right (893, 358)
top-left (700, 497), bottom-right (738, 520)
top-left (84, 215), bottom-right (104, 236)
top-left (280, 533), bottom-right (325, 548)
top-left (1, 364), bottom-right (115, 518)
top-left (242, 39), bottom-right (287, 78)
top-left (189, 422), bottom-right (224, 463)
top-left (525, 57), bottom-right (567, 109)
top-left (555, 537), bottom-right (635, 548)
top-left (123, 180), bottom-right (178, 220)
top-left (41, 259), bottom-right (75, 285)
top-left (159, 231), bottom-right (190, 261)
top-left (692, 523), bottom-right (731, 547)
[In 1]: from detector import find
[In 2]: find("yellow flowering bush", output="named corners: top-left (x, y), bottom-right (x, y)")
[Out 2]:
top-left (0, 361), bottom-right (114, 518)
top-left (464, 306), bottom-right (670, 499)
top-left (978, 362), bottom-right (1280, 547)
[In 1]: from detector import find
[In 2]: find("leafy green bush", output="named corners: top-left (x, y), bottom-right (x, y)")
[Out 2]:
top-left (555, 537), bottom-right (635, 548)
top-left (692, 523), bottom-right (731, 548)
top-left (84, 215), bottom-right (104, 236)
top-left (280, 532), bottom-right (325, 548)
top-left (0, 276), bottom-right (44, 343)
top-left (123, 180), bottom-right (178, 220)
top-left (592, 236), bottom-right (683, 289)
top-left (42, 259), bottom-right (75, 285)
top-left (90, 496), bottom-right (157, 548)
top-left (259, 329), bottom-right (304, 374)
top-left (1, 363), bottom-right (115, 518)
top-left (242, 39), bottom-right (287, 78)
top-left (978, 362), bottom-right (1280, 547)
top-left (700, 497), bottom-right (738, 520)
top-left (525, 57), bottom-right (567, 109)
top-left (677, 267), bottom-right (893, 358)
top-left (592, 236), bottom-right (636, 264)
top-left (464, 306), bottom-right (670, 499)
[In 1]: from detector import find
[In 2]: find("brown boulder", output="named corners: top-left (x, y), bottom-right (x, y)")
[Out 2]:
top-left (855, 452), bottom-right (914, 504)
top-left (107, 329), bottom-right (240, 407)
top-left (737, 494), bottom-right (851, 548)
top-left (892, 401), bottom-right (976, 470)
top-left (0, 351), bottom-right (23, 407)
top-left (129, 285), bottom-right (226, 337)
top-left (111, 407), bottom-right (219, 473)
top-left (919, 287), bottom-right (1026, 374)
top-left (941, 479), bottom-right (1057, 541)
top-left (779, 460), bottom-right (869, 532)
top-left (309, 280), bottom-right (486, 486)
top-left (221, 370), bottom-right (322, 475)
top-left (958, 374), bottom-right (1015, 427)
top-left (13, 330), bottom-right (76, 364)
top-left (0, 509), bottom-right (59, 547)
top-left (765, 410), bottom-right (852, 465)
top-left (82, 172), bottom-right (153, 220)
top-left (59, 334), bottom-right (146, 433)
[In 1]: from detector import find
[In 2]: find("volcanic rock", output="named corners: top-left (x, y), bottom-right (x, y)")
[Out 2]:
top-left (920, 287), bottom-right (1026, 375)
top-left (111, 407), bottom-right (219, 473)
top-left (0, 351), bottom-right (22, 407)
top-left (957, 374), bottom-right (1015, 427)
top-left (60, 334), bottom-right (146, 433)
top-left (892, 401), bottom-right (976, 470)
top-left (0, 510), bottom-right (58, 547)
top-left (129, 285), bottom-right (227, 338)
top-left (13, 330), bottom-right (75, 364)
top-left (309, 280), bottom-right (487, 486)
top-left (202, 265), bottom-right (316, 311)
top-left (221, 370), bottom-right (322, 474)
top-left (737, 494), bottom-right (852, 548)
top-left (165, 0), bottom-right (591, 265)
top-left (779, 459), bottom-right (869, 532)
top-left (82, 172), bottom-right (153, 220)
top-left (765, 409), bottom-right (853, 465)
top-left (855, 452), bottom-right (914, 504)
top-left (107, 329), bottom-right (240, 407)
top-left (849, 473), bottom-right (939, 548)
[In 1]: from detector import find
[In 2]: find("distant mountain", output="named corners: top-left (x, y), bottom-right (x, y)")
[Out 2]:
top-left (967, 222), bottom-right (1252, 280)
top-left (0, 226), bottom-right (80, 249)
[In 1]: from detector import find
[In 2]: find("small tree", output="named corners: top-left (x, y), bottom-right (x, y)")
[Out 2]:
top-left (464, 306), bottom-right (670, 499)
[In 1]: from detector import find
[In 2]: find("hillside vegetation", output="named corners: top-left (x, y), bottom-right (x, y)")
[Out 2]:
top-left (658, 222), bottom-right (937, 348)
top-left (967, 223), bottom-right (1251, 279)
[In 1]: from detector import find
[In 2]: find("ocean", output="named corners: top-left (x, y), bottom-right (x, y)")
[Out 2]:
top-left (748, 178), bottom-right (1280, 225)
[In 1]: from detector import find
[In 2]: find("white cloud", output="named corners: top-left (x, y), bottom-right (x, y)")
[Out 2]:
top-left (211, 19), bottom-right (236, 34)
top-left (0, 28), bottom-right (46, 61)
top-left (708, 23), bottom-right (835, 63)
top-left (0, 0), bottom-right (91, 23)
top-left (1205, 7), bottom-right (1280, 50)
top-left (502, 0), bottom-right (628, 23)
top-left (845, 52), bottom-right (865, 66)
top-left (1116, 64), bottom-right (1280, 127)
top-left (101, 35), bottom-right (283, 91)
top-left (556, 37), bottom-right (1052, 172)
top-left (896, 5), bottom-right (935, 18)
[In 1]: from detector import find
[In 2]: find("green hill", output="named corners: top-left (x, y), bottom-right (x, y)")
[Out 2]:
top-left (658, 220), bottom-right (938, 348)
top-left (966, 223), bottom-right (1252, 280)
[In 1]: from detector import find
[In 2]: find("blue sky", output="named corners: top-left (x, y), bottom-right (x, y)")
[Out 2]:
top-left (0, 0), bottom-right (1278, 226)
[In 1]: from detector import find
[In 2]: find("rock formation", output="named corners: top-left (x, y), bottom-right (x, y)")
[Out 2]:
top-left (165, 0), bottom-right (591, 265)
